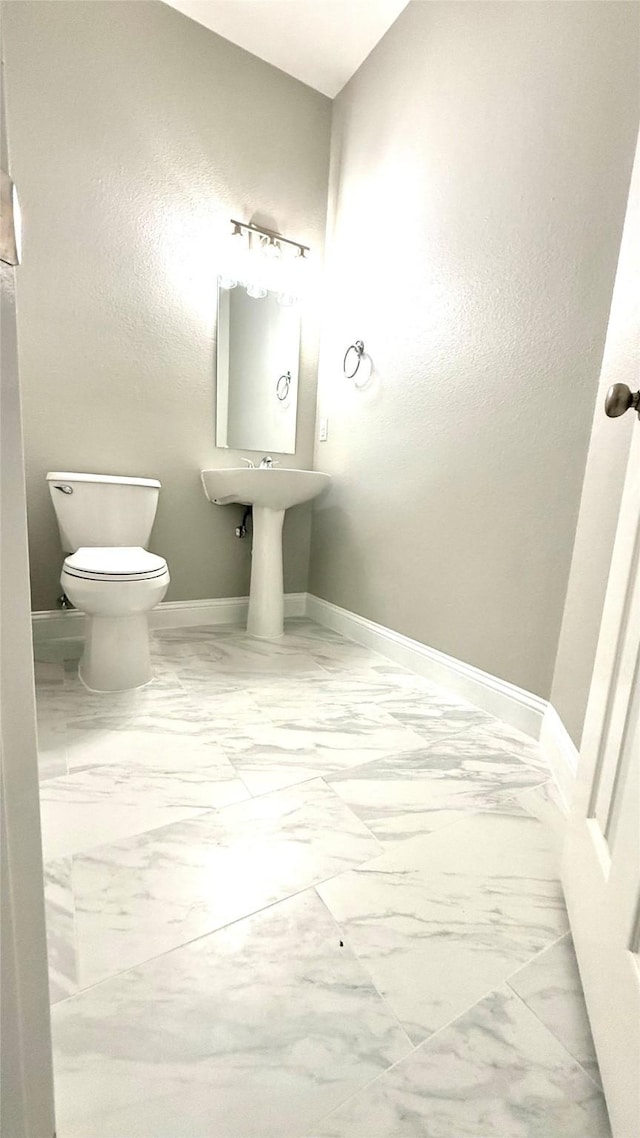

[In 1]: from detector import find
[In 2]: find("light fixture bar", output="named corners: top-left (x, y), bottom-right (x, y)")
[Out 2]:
top-left (229, 219), bottom-right (309, 255)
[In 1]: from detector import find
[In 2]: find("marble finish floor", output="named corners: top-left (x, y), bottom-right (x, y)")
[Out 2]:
top-left (34, 619), bottom-right (609, 1138)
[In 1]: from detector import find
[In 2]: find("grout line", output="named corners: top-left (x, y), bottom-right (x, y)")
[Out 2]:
top-left (313, 777), bottom-right (387, 850)
top-left (306, 917), bottom-right (606, 1133)
top-left (56, 841), bottom-right (390, 1007)
top-left (39, 752), bottom-right (554, 867)
top-left (505, 985), bottom-right (605, 1093)
top-left (42, 804), bottom-right (213, 863)
top-left (303, 967), bottom-right (565, 1133)
top-left (312, 888), bottom-right (415, 1050)
top-left (503, 929), bottom-right (572, 985)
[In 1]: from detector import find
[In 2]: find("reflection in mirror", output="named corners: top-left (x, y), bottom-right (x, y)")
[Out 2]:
top-left (216, 285), bottom-right (300, 455)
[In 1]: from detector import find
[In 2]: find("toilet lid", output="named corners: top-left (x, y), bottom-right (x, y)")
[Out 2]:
top-left (63, 547), bottom-right (168, 582)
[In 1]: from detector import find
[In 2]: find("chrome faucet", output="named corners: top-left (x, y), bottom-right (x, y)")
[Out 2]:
top-left (259, 456), bottom-right (278, 468)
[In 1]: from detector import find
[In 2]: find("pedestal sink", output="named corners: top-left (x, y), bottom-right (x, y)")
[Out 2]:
top-left (201, 468), bottom-right (330, 639)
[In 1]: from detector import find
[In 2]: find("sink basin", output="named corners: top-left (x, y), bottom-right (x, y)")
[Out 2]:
top-left (201, 467), bottom-right (330, 639)
top-left (201, 467), bottom-right (330, 510)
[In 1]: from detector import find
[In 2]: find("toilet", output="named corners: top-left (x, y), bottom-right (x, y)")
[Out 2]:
top-left (47, 472), bottom-right (170, 692)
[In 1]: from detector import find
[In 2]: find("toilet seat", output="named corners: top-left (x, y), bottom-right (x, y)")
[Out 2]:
top-left (63, 546), bottom-right (168, 583)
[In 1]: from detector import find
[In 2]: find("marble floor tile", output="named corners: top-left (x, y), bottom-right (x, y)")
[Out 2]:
top-left (278, 618), bottom-right (356, 645)
top-left (459, 718), bottom-right (550, 771)
top-left (62, 720), bottom-right (254, 778)
top-left (41, 795), bottom-right (209, 862)
top-left (318, 811), bottom-right (568, 1044)
top-left (247, 675), bottom-right (397, 714)
top-left (514, 779), bottom-right (567, 851)
top-left (152, 625), bottom-right (229, 643)
top-left (378, 692), bottom-right (497, 739)
top-left (39, 737), bottom-right (248, 859)
top-left (248, 672), bottom-right (468, 722)
top-left (508, 934), bottom-right (602, 1087)
top-left (72, 778), bottom-right (382, 987)
top-left (36, 691), bottom-right (70, 781)
top-left (34, 620), bottom-right (603, 1138)
top-left (327, 736), bottom-right (550, 846)
top-left (282, 632), bottom-right (416, 678)
top-left (220, 706), bottom-right (428, 794)
top-left (180, 688), bottom-right (275, 733)
top-left (44, 858), bottom-right (78, 1004)
top-left (37, 678), bottom-right (184, 743)
top-left (52, 890), bottom-right (412, 1138)
top-left (171, 632), bottom-right (329, 680)
top-left (413, 724), bottom-right (548, 779)
top-left (213, 724), bottom-right (325, 795)
top-left (311, 985), bottom-right (611, 1138)
top-left (61, 682), bottom-right (247, 742)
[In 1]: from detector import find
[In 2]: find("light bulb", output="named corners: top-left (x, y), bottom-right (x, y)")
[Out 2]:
top-left (261, 237), bottom-right (281, 260)
top-left (246, 281), bottom-right (267, 299)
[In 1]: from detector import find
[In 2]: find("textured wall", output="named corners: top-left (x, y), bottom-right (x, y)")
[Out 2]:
top-left (3, 0), bottom-right (331, 610)
top-left (550, 129), bottom-right (639, 745)
top-left (310, 0), bottom-right (639, 698)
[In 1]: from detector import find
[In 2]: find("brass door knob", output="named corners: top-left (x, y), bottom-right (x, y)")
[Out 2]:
top-left (604, 383), bottom-right (640, 419)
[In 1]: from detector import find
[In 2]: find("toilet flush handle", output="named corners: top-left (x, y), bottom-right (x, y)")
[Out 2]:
top-left (54, 484), bottom-right (74, 494)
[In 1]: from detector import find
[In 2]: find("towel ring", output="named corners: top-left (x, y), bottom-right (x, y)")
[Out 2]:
top-left (276, 371), bottom-right (291, 401)
top-left (343, 340), bottom-right (365, 380)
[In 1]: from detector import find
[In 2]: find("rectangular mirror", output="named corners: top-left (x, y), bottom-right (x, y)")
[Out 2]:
top-left (216, 285), bottom-right (300, 454)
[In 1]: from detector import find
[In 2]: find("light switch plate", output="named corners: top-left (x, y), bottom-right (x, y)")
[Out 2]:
top-left (318, 418), bottom-right (328, 442)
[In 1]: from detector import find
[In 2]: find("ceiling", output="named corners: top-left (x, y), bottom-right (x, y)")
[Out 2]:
top-left (164, 0), bottom-right (409, 98)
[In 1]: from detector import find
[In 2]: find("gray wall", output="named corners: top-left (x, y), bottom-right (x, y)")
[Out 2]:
top-left (310, 0), bottom-right (639, 699)
top-left (3, 0), bottom-right (331, 611)
top-left (550, 129), bottom-right (639, 745)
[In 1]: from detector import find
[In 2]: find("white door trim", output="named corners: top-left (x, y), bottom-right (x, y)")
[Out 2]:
top-left (0, 139), bottom-right (56, 1138)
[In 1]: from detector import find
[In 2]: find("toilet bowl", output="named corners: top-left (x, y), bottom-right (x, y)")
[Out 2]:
top-left (47, 472), bottom-right (169, 693)
top-left (61, 547), bottom-right (169, 692)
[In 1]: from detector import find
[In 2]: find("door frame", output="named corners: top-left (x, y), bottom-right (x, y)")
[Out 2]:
top-left (561, 124), bottom-right (640, 1137)
top-left (0, 37), bottom-right (56, 1138)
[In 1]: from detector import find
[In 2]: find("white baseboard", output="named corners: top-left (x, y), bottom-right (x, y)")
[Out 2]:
top-left (32, 608), bottom-right (85, 642)
top-left (539, 703), bottom-right (578, 813)
top-left (31, 593), bottom-right (307, 643)
top-left (306, 594), bottom-right (547, 740)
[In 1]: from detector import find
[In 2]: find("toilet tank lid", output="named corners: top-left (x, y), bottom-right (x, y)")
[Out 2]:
top-left (46, 472), bottom-right (161, 488)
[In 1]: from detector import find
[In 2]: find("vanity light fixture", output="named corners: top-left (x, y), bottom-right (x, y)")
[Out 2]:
top-left (218, 219), bottom-right (310, 305)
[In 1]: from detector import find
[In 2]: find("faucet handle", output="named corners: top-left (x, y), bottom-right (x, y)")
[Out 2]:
top-left (240, 458), bottom-right (255, 469)
top-left (259, 456), bottom-right (279, 468)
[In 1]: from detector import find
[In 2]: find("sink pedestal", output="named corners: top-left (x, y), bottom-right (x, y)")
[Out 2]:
top-left (247, 506), bottom-right (285, 639)
top-left (200, 469), bottom-right (330, 639)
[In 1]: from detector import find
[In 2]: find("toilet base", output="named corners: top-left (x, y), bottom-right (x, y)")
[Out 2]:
top-left (79, 613), bottom-right (152, 692)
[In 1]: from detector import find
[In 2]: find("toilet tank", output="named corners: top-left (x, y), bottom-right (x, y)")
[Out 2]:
top-left (46, 472), bottom-right (161, 552)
